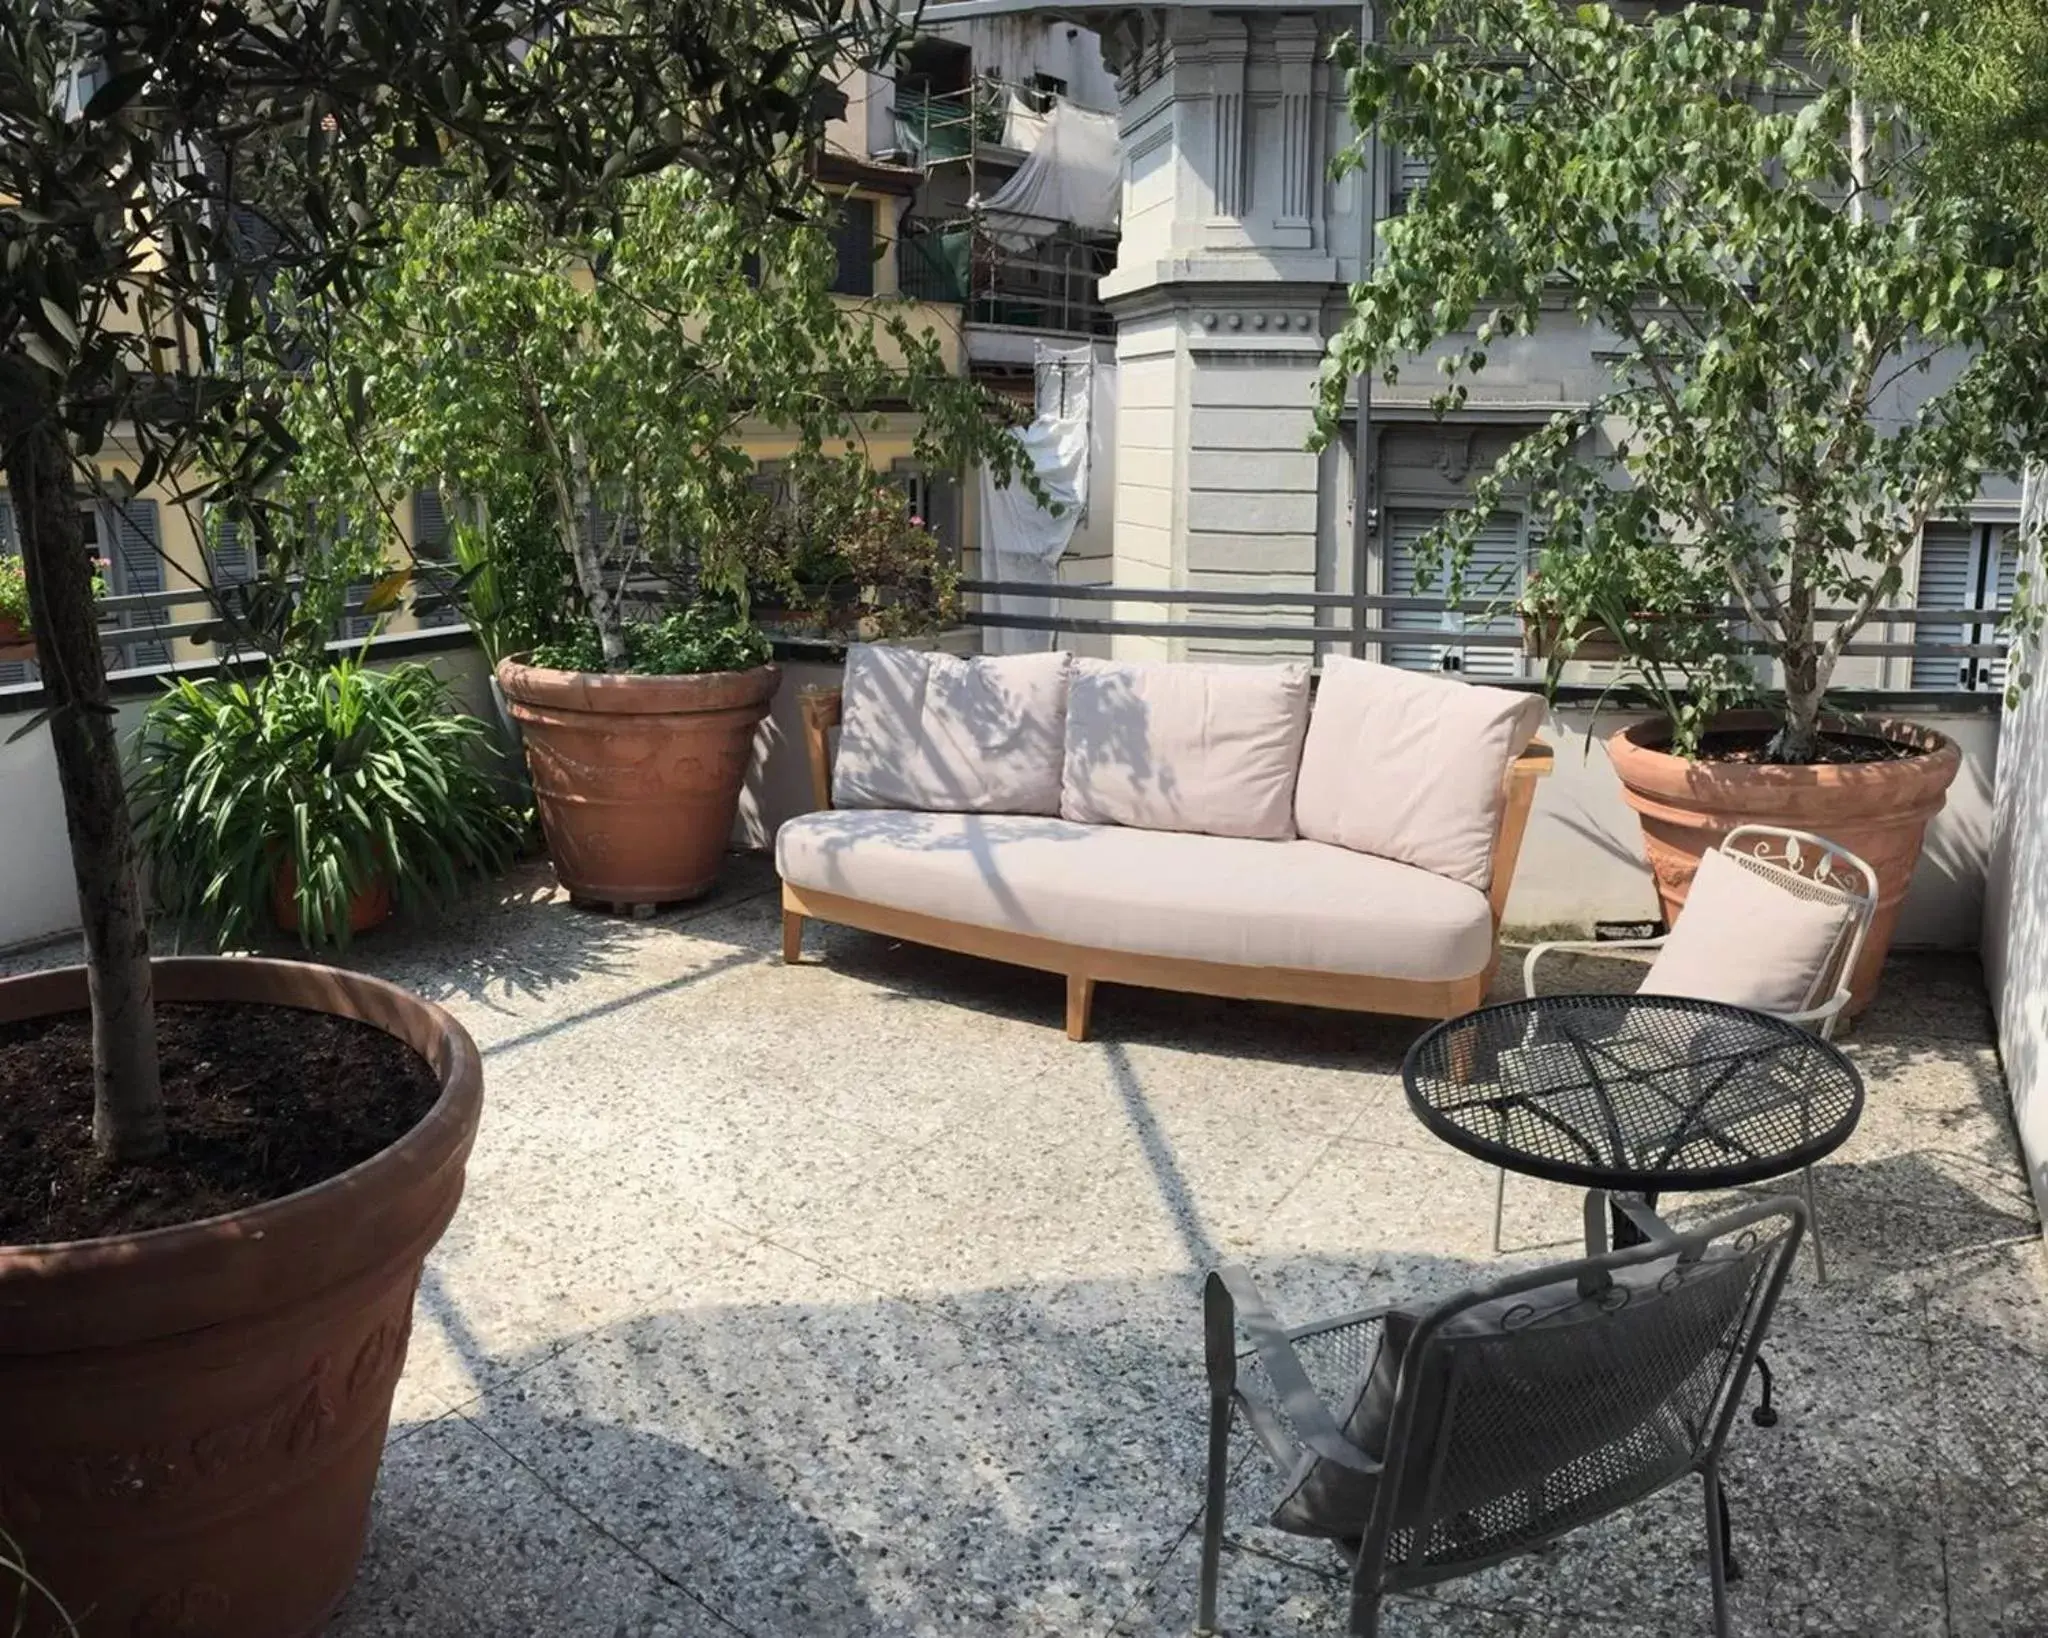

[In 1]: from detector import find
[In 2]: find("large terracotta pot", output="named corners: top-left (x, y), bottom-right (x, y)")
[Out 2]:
top-left (495, 656), bottom-right (780, 905)
top-left (1609, 712), bottom-right (1962, 1015)
top-left (0, 957), bottom-right (482, 1638)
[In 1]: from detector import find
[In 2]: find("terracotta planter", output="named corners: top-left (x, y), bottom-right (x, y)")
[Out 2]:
top-left (1609, 712), bottom-right (1962, 1014)
top-left (271, 860), bottom-right (393, 936)
top-left (495, 656), bottom-right (780, 904)
top-left (0, 957), bottom-right (483, 1638)
top-left (0, 613), bottom-right (35, 664)
top-left (1521, 611), bottom-right (1625, 662)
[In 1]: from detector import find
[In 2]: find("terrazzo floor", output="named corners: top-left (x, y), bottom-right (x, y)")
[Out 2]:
top-left (30, 854), bottom-right (2032, 1637)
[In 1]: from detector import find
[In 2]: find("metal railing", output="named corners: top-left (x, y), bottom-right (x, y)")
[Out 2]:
top-left (955, 577), bottom-right (2014, 669)
top-left (0, 574), bottom-right (467, 689)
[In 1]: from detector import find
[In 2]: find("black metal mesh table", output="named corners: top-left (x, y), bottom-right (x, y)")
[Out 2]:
top-left (1402, 994), bottom-right (1864, 1242)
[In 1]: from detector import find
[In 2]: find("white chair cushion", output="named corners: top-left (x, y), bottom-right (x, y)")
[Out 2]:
top-left (1060, 658), bottom-right (1311, 840)
top-left (1640, 846), bottom-right (1854, 1015)
top-left (1293, 657), bottom-right (1545, 890)
top-left (776, 809), bottom-right (1496, 981)
top-left (832, 644), bottom-right (1069, 816)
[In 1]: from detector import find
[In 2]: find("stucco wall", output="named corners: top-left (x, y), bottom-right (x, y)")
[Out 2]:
top-left (1985, 531), bottom-right (2048, 1228)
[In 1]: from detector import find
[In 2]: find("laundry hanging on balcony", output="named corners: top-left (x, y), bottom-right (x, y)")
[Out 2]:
top-left (971, 100), bottom-right (1121, 251)
top-left (980, 344), bottom-right (1097, 655)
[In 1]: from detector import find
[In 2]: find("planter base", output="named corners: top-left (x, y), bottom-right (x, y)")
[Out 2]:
top-left (1608, 713), bottom-right (1961, 1014)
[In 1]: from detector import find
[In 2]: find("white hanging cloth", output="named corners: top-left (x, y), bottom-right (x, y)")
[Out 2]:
top-left (973, 100), bottom-right (1122, 250)
top-left (981, 344), bottom-right (1095, 655)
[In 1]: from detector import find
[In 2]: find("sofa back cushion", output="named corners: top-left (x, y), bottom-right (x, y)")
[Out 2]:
top-left (833, 644), bottom-right (1069, 815)
top-left (1293, 657), bottom-right (1545, 890)
top-left (1059, 658), bottom-right (1310, 840)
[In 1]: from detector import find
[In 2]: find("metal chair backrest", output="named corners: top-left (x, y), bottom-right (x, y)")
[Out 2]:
top-left (1362, 1196), bottom-right (1804, 1589)
top-left (1715, 825), bottom-right (1879, 1030)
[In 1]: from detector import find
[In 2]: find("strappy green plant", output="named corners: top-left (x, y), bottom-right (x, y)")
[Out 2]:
top-left (134, 659), bottom-right (524, 950)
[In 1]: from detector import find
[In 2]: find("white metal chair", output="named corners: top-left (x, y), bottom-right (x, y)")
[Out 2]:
top-left (1504, 825), bottom-right (1879, 1279)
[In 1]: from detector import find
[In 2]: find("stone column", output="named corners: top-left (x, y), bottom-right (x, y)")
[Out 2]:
top-left (1095, 6), bottom-right (1368, 661)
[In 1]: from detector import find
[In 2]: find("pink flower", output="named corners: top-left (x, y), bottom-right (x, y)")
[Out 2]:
top-left (908, 515), bottom-right (924, 528)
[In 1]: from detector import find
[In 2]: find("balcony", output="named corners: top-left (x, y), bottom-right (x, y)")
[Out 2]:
top-left (900, 214), bottom-right (1116, 348)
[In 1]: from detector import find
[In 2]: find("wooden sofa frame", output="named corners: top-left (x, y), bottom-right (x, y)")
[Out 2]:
top-left (780, 685), bottom-right (1553, 1042)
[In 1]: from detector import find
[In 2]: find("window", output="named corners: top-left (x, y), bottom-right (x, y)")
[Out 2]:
top-left (95, 498), bottom-right (173, 673)
top-left (830, 198), bottom-right (878, 298)
top-left (1381, 507), bottom-right (1526, 679)
top-left (1390, 145), bottom-right (1431, 216)
top-left (412, 489), bottom-right (464, 627)
top-left (1026, 73), bottom-right (1067, 114)
top-left (0, 496), bottom-right (174, 682)
top-left (1912, 520), bottom-right (2014, 691)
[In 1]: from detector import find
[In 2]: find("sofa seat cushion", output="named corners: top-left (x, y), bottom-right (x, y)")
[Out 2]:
top-left (777, 810), bottom-right (1496, 982)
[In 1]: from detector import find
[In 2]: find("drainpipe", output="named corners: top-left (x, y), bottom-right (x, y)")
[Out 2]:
top-left (1349, 0), bottom-right (1380, 658)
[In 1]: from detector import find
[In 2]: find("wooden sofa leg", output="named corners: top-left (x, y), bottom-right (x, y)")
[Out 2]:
top-left (782, 910), bottom-right (804, 966)
top-left (1065, 973), bottom-right (1095, 1042)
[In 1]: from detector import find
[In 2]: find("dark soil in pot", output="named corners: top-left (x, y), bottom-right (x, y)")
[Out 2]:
top-left (1689, 727), bottom-right (1926, 767)
top-left (0, 1001), bottom-right (437, 1244)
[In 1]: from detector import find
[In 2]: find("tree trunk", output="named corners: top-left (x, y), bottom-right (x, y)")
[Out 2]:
top-left (4, 408), bottom-right (165, 1161)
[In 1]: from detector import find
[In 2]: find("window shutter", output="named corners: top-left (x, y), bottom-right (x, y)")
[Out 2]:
top-left (411, 489), bottom-right (463, 626)
top-left (208, 509), bottom-right (256, 584)
top-left (1911, 521), bottom-right (1978, 690)
top-left (1383, 508), bottom-right (1524, 678)
top-left (1391, 146), bottom-right (1431, 215)
top-left (412, 488), bottom-right (449, 552)
top-left (1987, 525), bottom-right (2020, 690)
top-left (102, 498), bottom-right (171, 670)
top-left (831, 198), bottom-right (878, 297)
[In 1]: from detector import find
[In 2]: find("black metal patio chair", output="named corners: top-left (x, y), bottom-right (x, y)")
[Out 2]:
top-left (1197, 1196), bottom-right (1805, 1637)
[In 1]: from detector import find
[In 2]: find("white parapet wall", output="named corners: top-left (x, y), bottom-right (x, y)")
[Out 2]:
top-left (1985, 520), bottom-right (2048, 1229)
top-left (0, 646), bottom-right (2007, 964)
top-left (1512, 702), bottom-right (2004, 949)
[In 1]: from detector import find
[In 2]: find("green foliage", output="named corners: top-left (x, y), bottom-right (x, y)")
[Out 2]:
top-left (134, 660), bottom-right (524, 950)
top-left (0, 556), bottom-right (26, 625)
top-left (1839, 0), bottom-right (2048, 229)
top-left (255, 164), bottom-right (1027, 671)
top-left (757, 471), bottom-right (961, 638)
top-left (0, 554), bottom-right (103, 629)
top-left (1316, 0), bottom-right (2048, 760)
top-left (529, 603), bottom-right (773, 677)
top-left (2, 1524), bottom-right (78, 1638)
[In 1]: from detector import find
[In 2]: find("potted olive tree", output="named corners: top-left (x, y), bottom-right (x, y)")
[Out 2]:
top-left (278, 168), bottom-right (1024, 908)
top-left (1317, 0), bottom-right (2048, 1009)
top-left (0, 1), bottom-right (907, 1631)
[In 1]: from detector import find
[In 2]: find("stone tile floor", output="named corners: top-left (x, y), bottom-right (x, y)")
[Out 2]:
top-left (38, 855), bottom-right (2037, 1636)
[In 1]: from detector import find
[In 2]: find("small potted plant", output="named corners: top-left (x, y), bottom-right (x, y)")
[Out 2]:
top-left (133, 657), bottom-right (525, 946)
top-left (0, 555), bottom-right (104, 662)
top-left (758, 485), bottom-right (961, 640)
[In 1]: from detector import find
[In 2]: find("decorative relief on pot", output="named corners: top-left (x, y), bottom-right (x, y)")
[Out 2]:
top-left (134, 1581), bottom-right (233, 1635)
top-left (5, 1302), bottom-right (412, 1513)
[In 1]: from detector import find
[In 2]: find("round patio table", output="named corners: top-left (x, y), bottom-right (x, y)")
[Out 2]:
top-left (1401, 993), bottom-right (1864, 1247)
